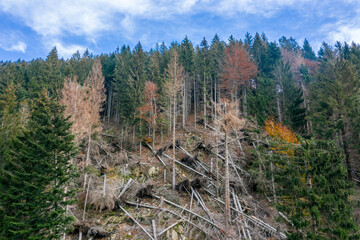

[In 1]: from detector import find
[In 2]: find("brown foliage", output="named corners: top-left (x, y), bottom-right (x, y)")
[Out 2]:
top-left (221, 44), bottom-right (258, 96)
top-left (136, 81), bottom-right (160, 129)
top-left (60, 58), bottom-right (105, 143)
top-left (215, 98), bottom-right (246, 133)
top-left (281, 48), bottom-right (319, 80)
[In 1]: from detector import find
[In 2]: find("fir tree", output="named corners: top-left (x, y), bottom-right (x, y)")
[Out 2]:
top-left (0, 90), bottom-right (77, 239)
top-left (302, 39), bottom-right (316, 60)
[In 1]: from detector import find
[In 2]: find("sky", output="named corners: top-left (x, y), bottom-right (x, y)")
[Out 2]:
top-left (0, 0), bottom-right (360, 61)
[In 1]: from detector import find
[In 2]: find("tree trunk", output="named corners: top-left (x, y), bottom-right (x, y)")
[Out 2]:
top-left (107, 84), bottom-right (112, 122)
top-left (83, 129), bottom-right (92, 189)
top-left (242, 83), bottom-right (247, 117)
top-left (152, 113), bottom-right (156, 150)
top-left (194, 76), bottom-right (197, 129)
top-left (182, 78), bottom-right (186, 129)
top-left (276, 87), bottom-right (282, 122)
top-left (172, 93), bottom-right (177, 190)
top-left (203, 73), bottom-right (207, 129)
top-left (224, 130), bottom-right (230, 234)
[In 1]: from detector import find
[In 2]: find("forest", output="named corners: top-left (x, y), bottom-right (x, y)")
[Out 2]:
top-left (0, 32), bottom-right (360, 239)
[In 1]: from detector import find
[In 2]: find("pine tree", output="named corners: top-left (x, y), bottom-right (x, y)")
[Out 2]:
top-left (0, 90), bottom-right (76, 239)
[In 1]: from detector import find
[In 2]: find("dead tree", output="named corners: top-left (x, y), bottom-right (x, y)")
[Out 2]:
top-left (215, 98), bottom-right (245, 235)
top-left (165, 49), bottom-right (185, 190)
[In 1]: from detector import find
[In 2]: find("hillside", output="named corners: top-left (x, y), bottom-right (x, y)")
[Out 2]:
top-left (1, 35), bottom-right (360, 240)
top-left (66, 115), bottom-right (290, 239)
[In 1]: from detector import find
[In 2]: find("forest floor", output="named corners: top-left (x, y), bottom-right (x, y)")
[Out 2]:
top-left (66, 114), bottom-right (360, 240)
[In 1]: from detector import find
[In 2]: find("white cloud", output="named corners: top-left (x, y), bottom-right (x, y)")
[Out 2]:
top-left (0, 41), bottom-right (27, 53)
top-left (327, 25), bottom-right (360, 44)
top-left (321, 4), bottom-right (360, 45)
top-left (0, 0), bottom-right (313, 41)
top-left (208, 0), bottom-right (311, 17)
top-left (1, 0), bottom-right (359, 57)
top-left (0, 31), bottom-right (27, 53)
top-left (6, 41), bottom-right (27, 53)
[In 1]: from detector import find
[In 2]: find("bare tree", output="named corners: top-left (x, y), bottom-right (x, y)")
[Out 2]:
top-left (215, 98), bottom-right (245, 235)
top-left (164, 49), bottom-right (185, 190)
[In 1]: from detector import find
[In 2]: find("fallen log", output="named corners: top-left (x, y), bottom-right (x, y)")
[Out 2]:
top-left (118, 204), bottom-right (155, 240)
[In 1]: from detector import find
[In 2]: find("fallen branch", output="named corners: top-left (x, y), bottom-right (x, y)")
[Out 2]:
top-left (118, 204), bottom-right (155, 240)
top-left (124, 201), bottom-right (209, 236)
top-left (162, 153), bottom-right (210, 180)
top-left (118, 178), bottom-right (135, 199)
top-left (213, 196), bottom-right (286, 238)
top-left (153, 195), bottom-right (223, 231)
top-left (157, 220), bottom-right (183, 237)
top-left (145, 142), bottom-right (167, 166)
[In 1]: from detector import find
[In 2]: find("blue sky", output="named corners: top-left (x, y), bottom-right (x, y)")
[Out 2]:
top-left (0, 0), bottom-right (359, 61)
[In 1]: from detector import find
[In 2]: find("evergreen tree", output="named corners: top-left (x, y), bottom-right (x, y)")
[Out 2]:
top-left (302, 39), bottom-right (316, 60)
top-left (273, 61), bottom-right (306, 131)
top-left (279, 36), bottom-right (300, 52)
top-left (247, 76), bottom-right (276, 125)
top-left (310, 55), bottom-right (360, 180)
top-left (0, 90), bottom-right (76, 239)
top-left (0, 84), bottom-right (24, 165)
top-left (115, 42), bottom-right (147, 124)
top-left (253, 121), bottom-right (358, 239)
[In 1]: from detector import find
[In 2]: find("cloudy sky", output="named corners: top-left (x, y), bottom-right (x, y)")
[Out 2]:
top-left (0, 0), bottom-right (359, 61)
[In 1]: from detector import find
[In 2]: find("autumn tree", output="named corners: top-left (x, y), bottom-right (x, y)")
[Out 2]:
top-left (221, 44), bottom-right (258, 116)
top-left (136, 81), bottom-right (160, 148)
top-left (164, 48), bottom-right (185, 190)
top-left (60, 58), bottom-right (105, 187)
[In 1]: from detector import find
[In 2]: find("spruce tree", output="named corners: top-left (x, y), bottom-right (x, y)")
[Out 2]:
top-left (302, 39), bottom-right (316, 60)
top-left (0, 90), bottom-right (76, 239)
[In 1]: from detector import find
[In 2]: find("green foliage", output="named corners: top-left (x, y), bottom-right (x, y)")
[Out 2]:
top-left (252, 134), bottom-right (358, 239)
top-left (0, 90), bottom-right (77, 239)
top-left (113, 43), bottom-right (147, 124)
top-left (302, 39), bottom-right (316, 60)
top-left (0, 84), bottom-right (24, 165)
top-left (247, 76), bottom-right (276, 125)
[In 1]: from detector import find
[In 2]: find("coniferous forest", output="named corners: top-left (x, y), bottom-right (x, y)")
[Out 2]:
top-left (1, 33), bottom-right (360, 239)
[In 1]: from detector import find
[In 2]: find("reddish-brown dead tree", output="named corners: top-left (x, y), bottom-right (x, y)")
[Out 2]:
top-left (136, 81), bottom-right (160, 148)
top-left (221, 44), bottom-right (258, 116)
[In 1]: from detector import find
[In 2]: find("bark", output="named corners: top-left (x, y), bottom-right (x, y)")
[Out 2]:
top-left (203, 73), bottom-right (207, 129)
top-left (172, 87), bottom-right (177, 190)
top-left (242, 84), bottom-right (247, 117)
top-left (224, 130), bottom-right (230, 234)
top-left (276, 87), bottom-right (282, 122)
top-left (83, 130), bottom-right (92, 189)
top-left (194, 76), bottom-right (197, 129)
top-left (107, 84), bottom-right (112, 122)
top-left (182, 77), bottom-right (186, 129)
